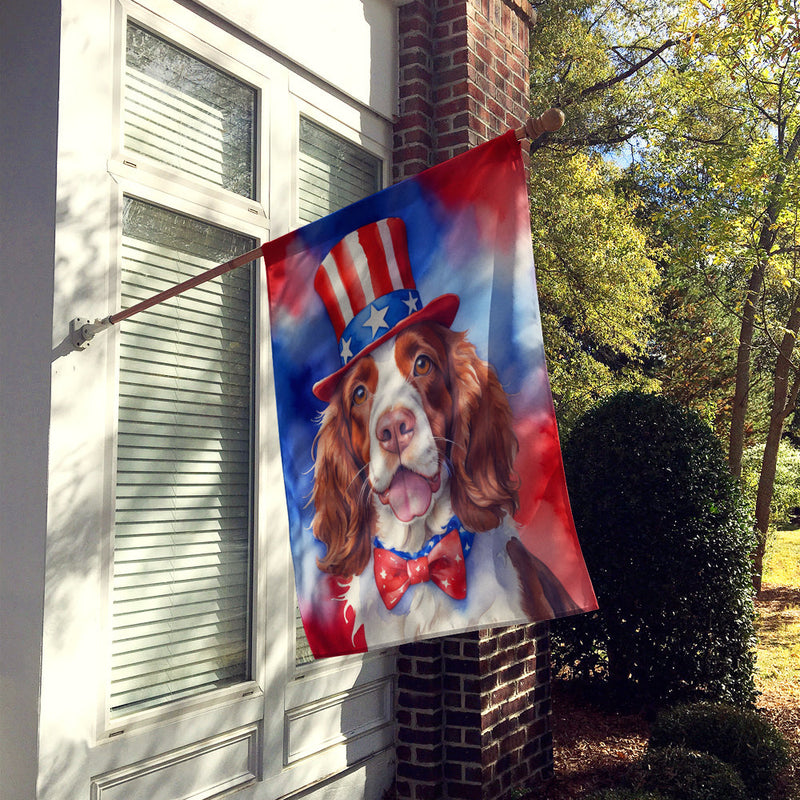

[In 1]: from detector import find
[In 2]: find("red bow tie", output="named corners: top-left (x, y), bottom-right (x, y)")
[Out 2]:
top-left (373, 529), bottom-right (467, 610)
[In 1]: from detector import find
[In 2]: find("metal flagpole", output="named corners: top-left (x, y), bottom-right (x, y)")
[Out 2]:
top-left (69, 245), bottom-right (265, 349)
top-left (70, 109), bottom-right (563, 350)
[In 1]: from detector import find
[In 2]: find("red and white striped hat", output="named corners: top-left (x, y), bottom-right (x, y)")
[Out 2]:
top-left (312, 217), bottom-right (459, 401)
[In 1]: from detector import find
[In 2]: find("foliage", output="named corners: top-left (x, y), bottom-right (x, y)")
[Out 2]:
top-left (637, 0), bottom-right (800, 349)
top-left (629, 0), bottom-right (800, 588)
top-left (554, 391), bottom-right (757, 707)
top-left (528, 0), bottom-right (669, 430)
top-left (649, 702), bottom-right (790, 798)
top-left (631, 746), bottom-right (748, 800)
top-left (530, 152), bottom-right (660, 430)
top-left (529, 0), bottom-right (681, 155)
top-left (650, 282), bottom-right (740, 439)
top-left (529, 0), bottom-right (800, 589)
top-left (741, 440), bottom-right (800, 526)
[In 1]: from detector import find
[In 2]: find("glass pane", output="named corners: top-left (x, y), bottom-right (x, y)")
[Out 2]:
top-left (111, 197), bottom-right (255, 715)
top-left (298, 117), bottom-right (382, 224)
top-left (125, 22), bottom-right (257, 198)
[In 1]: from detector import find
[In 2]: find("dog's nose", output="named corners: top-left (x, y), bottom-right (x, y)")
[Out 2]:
top-left (377, 408), bottom-right (416, 455)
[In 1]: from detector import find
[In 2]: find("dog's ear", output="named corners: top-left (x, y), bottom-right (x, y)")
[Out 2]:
top-left (311, 397), bottom-right (373, 578)
top-left (446, 330), bottom-right (519, 531)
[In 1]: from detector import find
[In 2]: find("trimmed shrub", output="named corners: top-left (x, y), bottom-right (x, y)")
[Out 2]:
top-left (632, 746), bottom-right (748, 800)
top-left (554, 391), bottom-right (757, 707)
top-left (649, 701), bottom-right (790, 798)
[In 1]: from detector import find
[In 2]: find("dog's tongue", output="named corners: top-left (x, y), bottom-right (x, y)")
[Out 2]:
top-left (382, 469), bottom-right (432, 523)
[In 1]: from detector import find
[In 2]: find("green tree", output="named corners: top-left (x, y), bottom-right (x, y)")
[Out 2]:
top-left (633, 0), bottom-right (800, 589)
top-left (652, 282), bottom-right (740, 437)
top-left (529, 152), bottom-right (659, 429)
top-left (527, 0), bottom-right (675, 428)
top-left (529, 0), bottom-right (682, 156)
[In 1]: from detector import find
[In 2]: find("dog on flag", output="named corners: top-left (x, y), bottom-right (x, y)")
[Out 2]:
top-left (309, 218), bottom-right (577, 648)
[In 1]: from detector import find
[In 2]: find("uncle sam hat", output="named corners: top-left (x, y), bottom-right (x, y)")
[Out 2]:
top-left (312, 217), bottom-right (460, 402)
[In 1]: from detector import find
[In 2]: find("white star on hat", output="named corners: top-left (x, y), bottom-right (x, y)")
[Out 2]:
top-left (363, 304), bottom-right (389, 338)
top-left (403, 292), bottom-right (419, 314)
top-left (340, 337), bottom-right (354, 363)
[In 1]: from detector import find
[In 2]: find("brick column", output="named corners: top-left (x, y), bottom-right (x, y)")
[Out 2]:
top-left (396, 641), bottom-right (445, 798)
top-left (443, 627), bottom-right (553, 797)
top-left (395, 625), bottom-right (553, 800)
top-left (392, 3), bottom-right (552, 799)
top-left (394, 0), bottom-right (534, 178)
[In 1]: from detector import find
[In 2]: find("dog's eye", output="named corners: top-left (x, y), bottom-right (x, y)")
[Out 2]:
top-left (352, 385), bottom-right (368, 406)
top-left (414, 355), bottom-right (433, 376)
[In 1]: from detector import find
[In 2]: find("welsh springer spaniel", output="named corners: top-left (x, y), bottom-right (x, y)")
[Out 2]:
top-left (310, 320), bottom-right (576, 648)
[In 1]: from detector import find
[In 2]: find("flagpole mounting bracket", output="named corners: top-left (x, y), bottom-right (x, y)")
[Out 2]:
top-left (70, 316), bottom-right (113, 350)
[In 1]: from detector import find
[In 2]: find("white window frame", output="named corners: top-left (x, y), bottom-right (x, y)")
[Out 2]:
top-left (101, 0), bottom-right (273, 741)
top-left (42, 0), bottom-right (401, 794)
top-left (260, 72), bottom-right (398, 796)
top-left (79, 0), bottom-right (398, 793)
top-left (25, 0), bottom-right (404, 800)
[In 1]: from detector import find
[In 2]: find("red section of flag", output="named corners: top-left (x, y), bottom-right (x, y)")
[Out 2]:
top-left (387, 217), bottom-right (414, 288)
top-left (314, 266), bottom-right (346, 340)
top-left (358, 223), bottom-right (393, 297)
top-left (301, 574), bottom-right (367, 658)
top-left (331, 239), bottom-right (366, 315)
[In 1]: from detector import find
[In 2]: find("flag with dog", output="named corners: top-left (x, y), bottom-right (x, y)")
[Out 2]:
top-left (264, 130), bottom-right (597, 658)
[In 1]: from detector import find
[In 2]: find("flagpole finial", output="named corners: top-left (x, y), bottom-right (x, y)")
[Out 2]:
top-left (515, 108), bottom-right (565, 141)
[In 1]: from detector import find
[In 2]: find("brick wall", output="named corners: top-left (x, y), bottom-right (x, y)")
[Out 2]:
top-left (391, 3), bottom-right (552, 798)
top-left (394, 0), bottom-right (534, 180)
top-left (395, 626), bottom-right (553, 800)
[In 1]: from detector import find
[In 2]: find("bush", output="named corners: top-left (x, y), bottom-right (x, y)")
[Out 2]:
top-left (632, 746), bottom-right (748, 800)
top-left (554, 391), bottom-right (757, 707)
top-left (649, 702), bottom-right (790, 798)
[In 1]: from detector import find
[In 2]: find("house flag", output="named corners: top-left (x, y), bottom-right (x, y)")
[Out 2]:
top-left (263, 130), bottom-right (597, 658)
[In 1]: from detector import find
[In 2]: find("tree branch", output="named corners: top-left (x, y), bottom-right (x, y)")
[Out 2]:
top-left (683, 128), bottom-right (737, 146)
top-left (558, 39), bottom-right (678, 108)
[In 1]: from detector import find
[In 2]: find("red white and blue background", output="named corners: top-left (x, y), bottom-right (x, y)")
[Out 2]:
top-left (264, 131), bottom-right (597, 658)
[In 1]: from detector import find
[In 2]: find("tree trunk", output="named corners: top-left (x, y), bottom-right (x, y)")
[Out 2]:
top-left (728, 127), bottom-right (800, 479)
top-left (729, 265), bottom-right (765, 478)
top-left (753, 301), bottom-right (800, 593)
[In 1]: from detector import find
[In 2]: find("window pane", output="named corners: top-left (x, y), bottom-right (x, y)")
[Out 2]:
top-left (298, 117), bottom-right (381, 224)
top-left (295, 119), bottom-right (382, 664)
top-left (111, 197), bottom-right (255, 715)
top-left (125, 23), bottom-right (256, 198)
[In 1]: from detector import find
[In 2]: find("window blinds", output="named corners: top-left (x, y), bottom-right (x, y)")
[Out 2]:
top-left (295, 118), bottom-right (382, 665)
top-left (125, 23), bottom-right (256, 199)
top-left (110, 22), bottom-right (258, 717)
top-left (298, 117), bottom-right (381, 225)
top-left (110, 199), bottom-right (255, 715)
